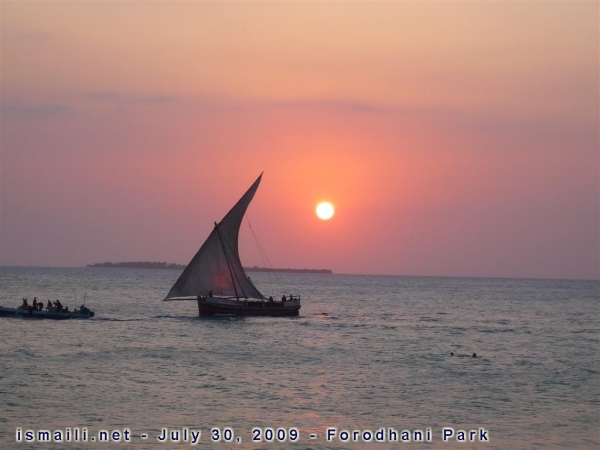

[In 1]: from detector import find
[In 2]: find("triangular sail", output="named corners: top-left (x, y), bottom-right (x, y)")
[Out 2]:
top-left (165, 174), bottom-right (265, 300)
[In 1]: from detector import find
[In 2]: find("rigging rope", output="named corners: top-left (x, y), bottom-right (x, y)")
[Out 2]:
top-left (245, 214), bottom-right (277, 293)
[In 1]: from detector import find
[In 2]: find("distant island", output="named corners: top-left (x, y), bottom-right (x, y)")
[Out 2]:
top-left (87, 262), bottom-right (332, 274)
top-left (246, 266), bottom-right (332, 274)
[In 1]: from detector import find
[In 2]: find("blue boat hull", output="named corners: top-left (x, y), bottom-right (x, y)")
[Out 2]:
top-left (0, 306), bottom-right (95, 320)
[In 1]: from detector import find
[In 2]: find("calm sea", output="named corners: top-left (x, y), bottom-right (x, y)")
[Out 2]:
top-left (0, 267), bottom-right (598, 449)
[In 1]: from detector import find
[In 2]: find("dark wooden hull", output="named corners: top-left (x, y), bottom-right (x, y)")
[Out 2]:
top-left (197, 298), bottom-right (300, 317)
top-left (0, 306), bottom-right (95, 320)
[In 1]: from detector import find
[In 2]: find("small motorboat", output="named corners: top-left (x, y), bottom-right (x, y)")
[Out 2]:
top-left (0, 304), bottom-right (95, 320)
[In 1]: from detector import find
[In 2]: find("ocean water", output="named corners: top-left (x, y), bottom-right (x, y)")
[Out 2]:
top-left (0, 266), bottom-right (598, 449)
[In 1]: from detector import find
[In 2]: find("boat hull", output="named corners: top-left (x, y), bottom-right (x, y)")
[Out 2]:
top-left (197, 297), bottom-right (300, 317)
top-left (0, 306), bottom-right (95, 320)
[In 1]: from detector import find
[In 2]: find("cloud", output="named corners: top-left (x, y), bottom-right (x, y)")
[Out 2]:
top-left (0, 102), bottom-right (73, 119)
top-left (1, 23), bottom-right (57, 46)
top-left (84, 91), bottom-right (177, 105)
top-left (271, 99), bottom-right (388, 113)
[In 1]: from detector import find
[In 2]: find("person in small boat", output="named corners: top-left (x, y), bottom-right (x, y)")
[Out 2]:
top-left (208, 290), bottom-right (213, 297)
top-left (37, 302), bottom-right (44, 311)
top-left (46, 300), bottom-right (53, 311)
top-left (32, 298), bottom-right (38, 310)
top-left (281, 295), bottom-right (286, 302)
top-left (18, 298), bottom-right (28, 310)
top-left (53, 299), bottom-right (63, 312)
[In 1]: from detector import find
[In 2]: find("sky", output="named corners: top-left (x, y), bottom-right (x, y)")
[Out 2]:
top-left (1, 1), bottom-right (598, 280)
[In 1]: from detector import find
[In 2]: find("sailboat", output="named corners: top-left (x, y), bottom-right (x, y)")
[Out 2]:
top-left (163, 173), bottom-right (301, 316)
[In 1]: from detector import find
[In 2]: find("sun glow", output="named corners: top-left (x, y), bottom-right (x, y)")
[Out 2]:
top-left (316, 202), bottom-right (335, 220)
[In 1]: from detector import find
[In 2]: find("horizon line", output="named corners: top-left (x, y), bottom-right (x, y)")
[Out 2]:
top-left (0, 264), bottom-right (598, 283)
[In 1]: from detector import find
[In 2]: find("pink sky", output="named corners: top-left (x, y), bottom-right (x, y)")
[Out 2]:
top-left (1, 2), bottom-right (598, 279)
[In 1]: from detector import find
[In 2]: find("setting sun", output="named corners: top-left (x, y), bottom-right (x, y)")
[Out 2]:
top-left (316, 202), bottom-right (335, 220)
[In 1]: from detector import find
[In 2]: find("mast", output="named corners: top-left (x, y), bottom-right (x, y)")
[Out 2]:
top-left (214, 222), bottom-right (241, 300)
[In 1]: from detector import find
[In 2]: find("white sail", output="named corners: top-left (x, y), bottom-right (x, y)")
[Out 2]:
top-left (165, 174), bottom-right (265, 300)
